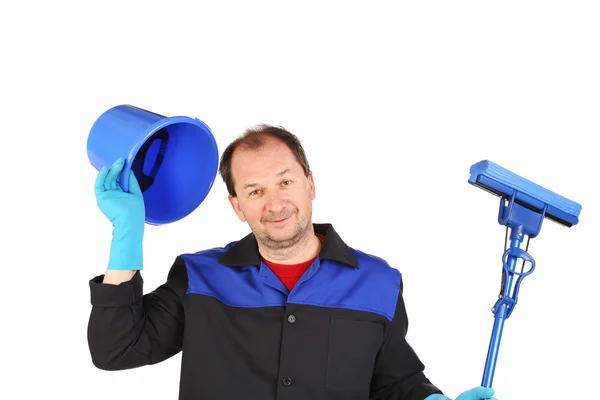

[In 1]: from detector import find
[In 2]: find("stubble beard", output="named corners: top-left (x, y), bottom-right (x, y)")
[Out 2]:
top-left (257, 206), bottom-right (313, 253)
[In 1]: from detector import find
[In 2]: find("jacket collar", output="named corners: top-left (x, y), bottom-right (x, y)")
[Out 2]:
top-left (218, 223), bottom-right (358, 269)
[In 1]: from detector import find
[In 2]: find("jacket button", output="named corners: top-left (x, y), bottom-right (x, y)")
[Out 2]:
top-left (282, 377), bottom-right (293, 386)
top-left (287, 314), bottom-right (296, 323)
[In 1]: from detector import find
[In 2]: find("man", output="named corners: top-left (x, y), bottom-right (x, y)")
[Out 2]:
top-left (88, 125), bottom-right (497, 400)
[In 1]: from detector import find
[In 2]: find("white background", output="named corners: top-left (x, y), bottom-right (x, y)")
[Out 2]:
top-left (2, 1), bottom-right (599, 399)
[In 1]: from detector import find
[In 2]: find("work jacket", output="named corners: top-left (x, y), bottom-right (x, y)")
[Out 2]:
top-left (87, 223), bottom-right (443, 400)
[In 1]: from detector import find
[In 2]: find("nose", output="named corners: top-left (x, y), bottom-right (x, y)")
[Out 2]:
top-left (265, 189), bottom-right (287, 213)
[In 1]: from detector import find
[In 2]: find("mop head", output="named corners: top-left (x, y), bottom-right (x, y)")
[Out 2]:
top-left (468, 160), bottom-right (582, 227)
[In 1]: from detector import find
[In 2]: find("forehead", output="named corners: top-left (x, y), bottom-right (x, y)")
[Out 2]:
top-left (231, 138), bottom-right (302, 183)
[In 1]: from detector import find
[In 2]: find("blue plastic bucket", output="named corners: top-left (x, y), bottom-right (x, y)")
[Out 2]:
top-left (87, 104), bottom-right (219, 225)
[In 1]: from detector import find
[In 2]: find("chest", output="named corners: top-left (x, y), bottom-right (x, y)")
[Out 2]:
top-left (180, 294), bottom-right (386, 397)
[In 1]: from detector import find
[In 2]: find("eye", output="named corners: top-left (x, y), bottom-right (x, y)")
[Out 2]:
top-left (282, 180), bottom-right (292, 186)
top-left (249, 189), bottom-right (262, 197)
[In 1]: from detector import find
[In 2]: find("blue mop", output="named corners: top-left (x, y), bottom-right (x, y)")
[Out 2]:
top-left (467, 160), bottom-right (582, 391)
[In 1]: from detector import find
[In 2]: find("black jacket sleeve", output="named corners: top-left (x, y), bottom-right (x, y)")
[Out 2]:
top-left (370, 280), bottom-right (445, 400)
top-left (87, 256), bottom-right (188, 370)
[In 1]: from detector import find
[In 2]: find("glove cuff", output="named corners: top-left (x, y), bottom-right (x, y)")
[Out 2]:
top-left (108, 233), bottom-right (144, 271)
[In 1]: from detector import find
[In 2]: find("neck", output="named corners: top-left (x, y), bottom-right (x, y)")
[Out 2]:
top-left (258, 226), bottom-right (321, 264)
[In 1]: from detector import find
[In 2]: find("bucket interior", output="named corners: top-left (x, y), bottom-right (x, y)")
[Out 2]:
top-left (132, 121), bottom-right (218, 224)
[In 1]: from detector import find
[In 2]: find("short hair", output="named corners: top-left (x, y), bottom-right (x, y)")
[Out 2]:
top-left (219, 124), bottom-right (311, 196)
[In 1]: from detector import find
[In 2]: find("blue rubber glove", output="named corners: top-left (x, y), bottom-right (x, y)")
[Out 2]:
top-left (94, 157), bottom-right (145, 270)
top-left (425, 386), bottom-right (496, 400)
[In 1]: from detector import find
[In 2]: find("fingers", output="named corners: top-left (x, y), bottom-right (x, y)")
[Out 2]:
top-left (461, 386), bottom-right (495, 400)
top-left (95, 158), bottom-right (143, 195)
top-left (105, 158), bottom-right (125, 191)
top-left (128, 170), bottom-right (143, 195)
top-left (474, 387), bottom-right (495, 399)
top-left (95, 158), bottom-right (126, 193)
top-left (94, 166), bottom-right (109, 194)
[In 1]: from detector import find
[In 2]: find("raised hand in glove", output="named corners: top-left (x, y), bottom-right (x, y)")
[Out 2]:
top-left (94, 157), bottom-right (145, 270)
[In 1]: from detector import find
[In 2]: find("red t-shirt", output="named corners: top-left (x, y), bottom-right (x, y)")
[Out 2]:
top-left (262, 233), bottom-right (325, 291)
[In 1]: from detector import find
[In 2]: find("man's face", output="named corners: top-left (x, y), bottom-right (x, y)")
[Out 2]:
top-left (228, 137), bottom-right (316, 250)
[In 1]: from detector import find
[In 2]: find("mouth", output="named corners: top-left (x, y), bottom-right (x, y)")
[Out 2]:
top-left (266, 215), bottom-right (292, 224)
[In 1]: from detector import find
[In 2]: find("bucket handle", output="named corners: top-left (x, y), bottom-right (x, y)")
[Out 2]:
top-left (131, 128), bottom-right (169, 192)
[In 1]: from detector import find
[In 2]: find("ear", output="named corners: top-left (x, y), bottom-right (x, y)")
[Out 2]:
top-left (307, 171), bottom-right (316, 200)
top-left (228, 195), bottom-right (247, 222)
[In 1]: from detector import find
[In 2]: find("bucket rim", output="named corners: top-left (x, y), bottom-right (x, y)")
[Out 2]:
top-left (121, 115), bottom-right (219, 195)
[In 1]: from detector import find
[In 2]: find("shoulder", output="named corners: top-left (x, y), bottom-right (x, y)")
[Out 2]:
top-left (180, 240), bottom-right (238, 260)
top-left (351, 247), bottom-right (401, 284)
top-left (176, 241), bottom-right (243, 294)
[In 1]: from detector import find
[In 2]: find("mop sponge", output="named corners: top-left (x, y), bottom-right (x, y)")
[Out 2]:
top-left (468, 160), bottom-right (582, 227)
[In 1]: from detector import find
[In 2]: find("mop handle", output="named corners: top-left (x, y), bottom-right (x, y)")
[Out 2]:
top-left (481, 229), bottom-right (536, 388)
